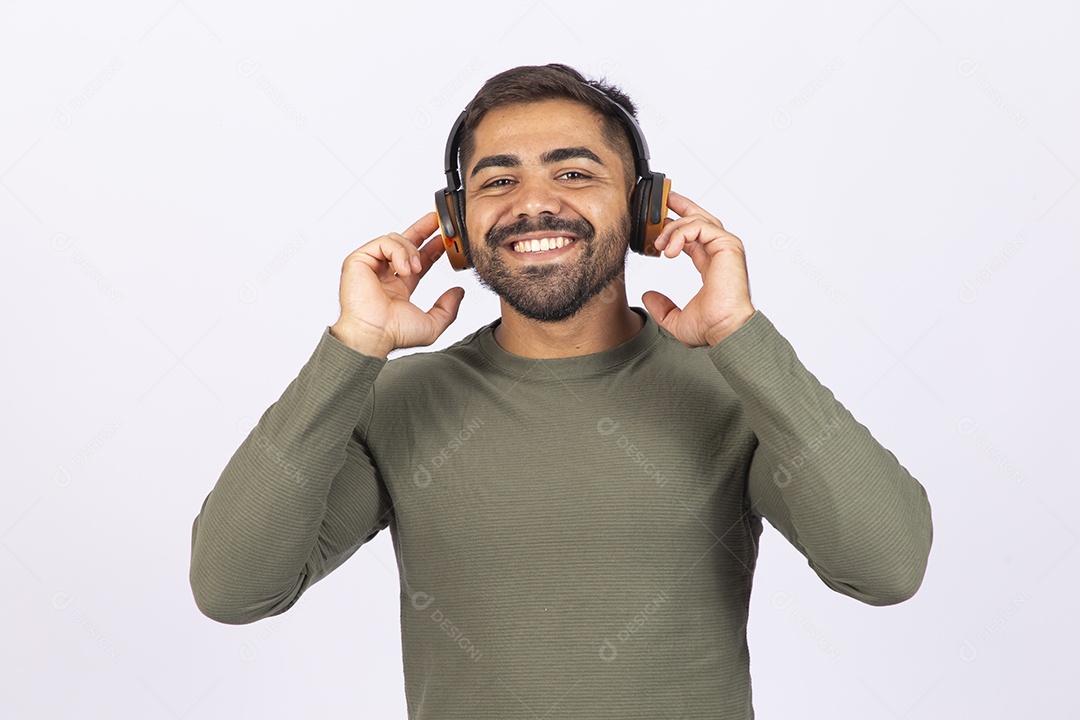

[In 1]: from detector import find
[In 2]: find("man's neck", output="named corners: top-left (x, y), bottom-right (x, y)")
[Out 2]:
top-left (492, 279), bottom-right (646, 359)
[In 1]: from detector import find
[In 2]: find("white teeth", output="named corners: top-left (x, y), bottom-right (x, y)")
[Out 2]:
top-left (511, 237), bottom-right (574, 254)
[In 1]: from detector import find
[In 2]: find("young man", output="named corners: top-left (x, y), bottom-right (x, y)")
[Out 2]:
top-left (190, 64), bottom-right (933, 719)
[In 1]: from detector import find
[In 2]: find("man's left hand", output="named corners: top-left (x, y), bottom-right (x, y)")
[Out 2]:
top-left (642, 190), bottom-right (756, 347)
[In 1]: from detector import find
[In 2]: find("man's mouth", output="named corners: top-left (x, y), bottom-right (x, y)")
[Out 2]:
top-left (488, 216), bottom-right (591, 258)
top-left (507, 236), bottom-right (577, 254)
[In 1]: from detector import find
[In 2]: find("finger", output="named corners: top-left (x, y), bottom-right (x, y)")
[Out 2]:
top-left (385, 238), bottom-right (414, 277)
top-left (400, 211), bottom-right (441, 246)
top-left (385, 232), bottom-right (426, 276)
top-left (666, 190), bottom-right (725, 230)
top-left (424, 286), bottom-right (465, 341)
top-left (655, 217), bottom-right (711, 258)
top-left (641, 290), bottom-right (681, 333)
top-left (417, 234), bottom-right (447, 274)
top-left (657, 218), bottom-right (740, 259)
top-left (400, 235), bottom-right (448, 293)
top-left (655, 214), bottom-right (710, 247)
top-left (348, 236), bottom-right (414, 278)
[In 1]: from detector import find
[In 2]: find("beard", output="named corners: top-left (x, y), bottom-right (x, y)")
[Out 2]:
top-left (468, 211), bottom-right (632, 322)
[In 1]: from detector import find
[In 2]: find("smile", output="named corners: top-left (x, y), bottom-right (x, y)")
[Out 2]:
top-left (510, 236), bottom-right (577, 254)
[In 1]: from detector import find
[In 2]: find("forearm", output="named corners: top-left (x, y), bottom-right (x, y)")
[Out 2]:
top-left (710, 311), bottom-right (933, 604)
top-left (189, 327), bottom-right (387, 624)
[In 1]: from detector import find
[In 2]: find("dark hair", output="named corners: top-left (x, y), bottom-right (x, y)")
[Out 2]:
top-left (457, 63), bottom-right (639, 192)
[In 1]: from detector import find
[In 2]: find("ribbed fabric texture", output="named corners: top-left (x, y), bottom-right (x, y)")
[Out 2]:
top-left (190, 307), bottom-right (932, 719)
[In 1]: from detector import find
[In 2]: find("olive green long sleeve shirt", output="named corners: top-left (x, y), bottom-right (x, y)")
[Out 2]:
top-left (190, 307), bottom-right (932, 719)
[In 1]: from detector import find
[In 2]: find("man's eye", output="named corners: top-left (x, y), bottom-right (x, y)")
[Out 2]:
top-left (561, 171), bottom-right (590, 181)
top-left (483, 178), bottom-right (513, 189)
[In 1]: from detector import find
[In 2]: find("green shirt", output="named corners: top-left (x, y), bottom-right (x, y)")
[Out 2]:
top-left (190, 308), bottom-right (932, 719)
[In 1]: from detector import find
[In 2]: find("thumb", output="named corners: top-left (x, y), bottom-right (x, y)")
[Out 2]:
top-left (642, 290), bottom-right (681, 333)
top-left (426, 286), bottom-right (465, 338)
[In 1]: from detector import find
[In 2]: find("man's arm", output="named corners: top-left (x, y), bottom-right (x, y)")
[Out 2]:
top-left (190, 213), bottom-right (464, 624)
top-left (709, 311), bottom-right (933, 605)
top-left (643, 191), bottom-right (931, 604)
top-left (189, 328), bottom-right (391, 624)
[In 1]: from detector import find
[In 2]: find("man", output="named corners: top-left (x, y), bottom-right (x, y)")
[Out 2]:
top-left (190, 63), bottom-right (933, 719)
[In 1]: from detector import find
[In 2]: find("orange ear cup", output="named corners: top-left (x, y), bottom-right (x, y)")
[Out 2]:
top-left (436, 193), bottom-right (470, 271)
top-left (641, 177), bottom-right (671, 257)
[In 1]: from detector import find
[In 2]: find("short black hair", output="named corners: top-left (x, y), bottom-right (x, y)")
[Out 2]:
top-left (457, 63), bottom-right (639, 192)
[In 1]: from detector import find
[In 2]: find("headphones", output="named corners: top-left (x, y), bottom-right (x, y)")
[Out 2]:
top-left (434, 85), bottom-right (671, 271)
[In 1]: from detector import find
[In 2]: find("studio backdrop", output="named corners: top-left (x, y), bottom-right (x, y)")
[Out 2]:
top-left (3, 1), bottom-right (1076, 718)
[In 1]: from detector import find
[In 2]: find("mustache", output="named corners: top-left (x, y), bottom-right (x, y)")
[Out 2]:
top-left (485, 215), bottom-right (594, 248)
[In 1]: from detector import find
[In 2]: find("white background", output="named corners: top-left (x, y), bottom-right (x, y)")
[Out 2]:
top-left (3, 1), bottom-right (1077, 717)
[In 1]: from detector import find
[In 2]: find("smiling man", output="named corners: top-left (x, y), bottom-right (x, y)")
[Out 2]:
top-left (190, 64), bottom-right (933, 719)
top-left (464, 98), bottom-right (636, 336)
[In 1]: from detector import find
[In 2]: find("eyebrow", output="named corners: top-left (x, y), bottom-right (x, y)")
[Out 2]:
top-left (470, 153), bottom-right (518, 178)
top-left (469, 146), bottom-right (605, 178)
top-left (543, 146), bottom-right (604, 166)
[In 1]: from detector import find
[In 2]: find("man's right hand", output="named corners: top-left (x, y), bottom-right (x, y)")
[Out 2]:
top-left (329, 212), bottom-right (465, 358)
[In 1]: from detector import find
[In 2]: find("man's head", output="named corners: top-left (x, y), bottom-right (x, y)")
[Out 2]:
top-left (455, 64), bottom-right (641, 322)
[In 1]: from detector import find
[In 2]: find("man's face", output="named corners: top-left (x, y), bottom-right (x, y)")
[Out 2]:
top-left (462, 98), bottom-right (633, 322)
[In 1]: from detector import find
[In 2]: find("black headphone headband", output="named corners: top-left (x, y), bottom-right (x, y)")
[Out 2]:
top-left (442, 84), bottom-right (653, 192)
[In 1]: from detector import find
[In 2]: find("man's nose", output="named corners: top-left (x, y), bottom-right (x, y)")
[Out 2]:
top-left (511, 177), bottom-right (562, 218)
